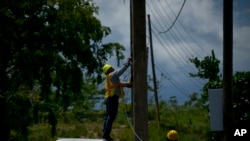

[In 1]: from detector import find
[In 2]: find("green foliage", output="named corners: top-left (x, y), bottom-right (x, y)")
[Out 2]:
top-left (189, 50), bottom-right (220, 81)
top-left (189, 50), bottom-right (250, 140)
top-left (201, 79), bottom-right (223, 106)
top-left (233, 71), bottom-right (250, 126)
top-left (7, 88), bottom-right (32, 141)
top-left (0, 0), bottom-right (126, 140)
top-left (148, 122), bottom-right (166, 141)
top-left (184, 93), bottom-right (203, 107)
top-left (189, 50), bottom-right (222, 106)
top-left (27, 101), bottom-right (212, 141)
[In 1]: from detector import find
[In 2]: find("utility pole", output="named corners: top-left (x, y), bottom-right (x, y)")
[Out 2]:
top-left (132, 0), bottom-right (148, 141)
top-left (223, 0), bottom-right (233, 140)
top-left (130, 0), bottom-right (133, 120)
top-left (147, 14), bottom-right (160, 128)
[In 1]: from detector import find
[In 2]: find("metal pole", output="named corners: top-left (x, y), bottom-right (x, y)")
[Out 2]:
top-left (130, 0), bottom-right (133, 123)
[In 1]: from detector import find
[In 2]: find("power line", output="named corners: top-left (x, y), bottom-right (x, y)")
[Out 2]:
top-left (163, 0), bottom-right (210, 55)
top-left (154, 61), bottom-right (190, 97)
top-left (158, 0), bottom-right (186, 34)
top-left (145, 0), bottom-right (219, 103)
top-left (147, 1), bottom-right (197, 72)
top-left (146, 0), bottom-right (206, 85)
top-left (148, 0), bottom-right (210, 59)
top-left (151, 24), bottom-right (204, 89)
top-left (147, 32), bottom-right (200, 96)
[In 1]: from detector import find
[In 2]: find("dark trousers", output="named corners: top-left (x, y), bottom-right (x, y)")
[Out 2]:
top-left (103, 95), bottom-right (119, 137)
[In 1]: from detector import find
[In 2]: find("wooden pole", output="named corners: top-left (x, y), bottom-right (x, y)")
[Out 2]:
top-left (147, 14), bottom-right (160, 128)
top-left (130, 0), bottom-right (133, 122)
top-left (132, 0), bottom-right (148, 140)
top-left (223, 0), bottom-right (233, 140)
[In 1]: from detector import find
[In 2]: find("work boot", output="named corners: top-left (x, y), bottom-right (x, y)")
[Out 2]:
top-left (102, 135), bottom-right (113, 141)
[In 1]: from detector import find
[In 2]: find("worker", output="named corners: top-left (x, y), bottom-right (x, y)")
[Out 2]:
top-left (166, 130), bottom-right (179, 141)
top-left (102, 57), bottom-right (132, 141)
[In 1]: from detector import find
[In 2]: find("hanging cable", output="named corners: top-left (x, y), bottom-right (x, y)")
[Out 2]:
top-left (163, 0), bottom-right (210, 55)
top-left (158, 0), bottom-right (186, 34)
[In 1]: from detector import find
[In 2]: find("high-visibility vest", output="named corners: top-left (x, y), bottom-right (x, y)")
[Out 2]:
top-left (104, 74), bottom-right (124, 98)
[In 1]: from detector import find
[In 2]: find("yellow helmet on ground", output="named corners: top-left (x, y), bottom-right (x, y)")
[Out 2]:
top-left (103, 64), bottom-right (112, 74)
top-left (167, 130), bottom-right (178, 141)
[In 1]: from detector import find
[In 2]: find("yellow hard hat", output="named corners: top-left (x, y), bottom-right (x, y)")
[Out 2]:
top-left (167, 130), bottom-right (178, 141)
top-left (103, 64), bottom-right (112, 74)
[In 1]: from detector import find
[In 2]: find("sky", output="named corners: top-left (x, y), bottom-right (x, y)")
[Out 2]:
top-left (92, 0), bottom-right (250, 104)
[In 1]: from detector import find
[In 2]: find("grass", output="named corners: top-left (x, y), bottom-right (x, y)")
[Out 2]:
top-left (27, 104), bottom-right (212, 141)
top-left (28, 117), bottom-right (134, 141)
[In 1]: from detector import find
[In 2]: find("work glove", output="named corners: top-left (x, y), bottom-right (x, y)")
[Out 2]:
top-left (127, 57), bottom-right (132, 64)
top-left (126, 81), bottom-right (132, 88)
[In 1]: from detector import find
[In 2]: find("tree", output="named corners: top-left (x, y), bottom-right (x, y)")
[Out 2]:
top-left (233, 71), bottom-right (250, 127)
top-left (189, 50), bottom-right (250, 140)
top-left (189, 50), bottom-right (222, 105)
top-left (0, 0), bottom-right (125, 140)
top-left (189, 50), bottom-right (220, 81)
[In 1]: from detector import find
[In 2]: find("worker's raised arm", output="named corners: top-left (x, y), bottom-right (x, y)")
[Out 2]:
top-left (112, 57), bottom-right (132, 77)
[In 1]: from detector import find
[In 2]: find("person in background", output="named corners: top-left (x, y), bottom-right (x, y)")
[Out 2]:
top-left (102, 57), bottom-right (132, 141)
top-left (166, 130), bottom-right (179, 141)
